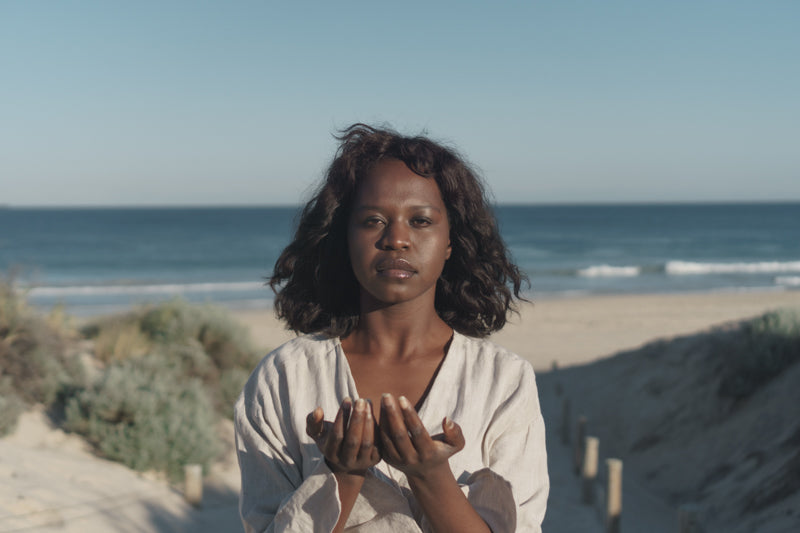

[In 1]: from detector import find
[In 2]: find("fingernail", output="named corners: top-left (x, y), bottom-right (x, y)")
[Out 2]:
top-left (355, 398), bottom-right (366, 411)
top-left (366, 399), bottom-right (374, 417)
top-left (445, 416), bottom-right (454, 429)
top-left (381, 393), bottom-right (394, 407)
top-left (398, 395), bottom-right (410, 409)
top-left (343, 396), bottom-right (352, 405)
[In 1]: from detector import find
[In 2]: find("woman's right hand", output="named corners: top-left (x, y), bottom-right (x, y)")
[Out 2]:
top-left (305, 397), bottom-right (381, 475)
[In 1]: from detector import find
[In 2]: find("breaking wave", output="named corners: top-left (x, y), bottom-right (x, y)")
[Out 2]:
top-left (25, 281), bottom-right (265, 297)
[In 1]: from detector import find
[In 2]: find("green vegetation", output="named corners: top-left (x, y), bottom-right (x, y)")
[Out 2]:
top-left (0, 281), bottom-right (82, 436)
top-left (1, 282), bottom-right (262, 480)
top-left (718, 308), bottom-right (800, 400)
top-left (0, 377), bottom-right (26, 437)
top-left (81, 299), bottom-right (261, 417)
top-left (64, 354), bottom-right (219, 481)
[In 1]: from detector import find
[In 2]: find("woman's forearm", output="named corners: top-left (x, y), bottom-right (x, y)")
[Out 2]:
top-left (332, 470), bottom-right (366, 533)
top-left (407, 464), bottom-right (491, 533)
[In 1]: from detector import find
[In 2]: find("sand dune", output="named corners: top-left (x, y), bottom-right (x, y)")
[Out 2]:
top-left (538, 320), bottom-right (800, 532)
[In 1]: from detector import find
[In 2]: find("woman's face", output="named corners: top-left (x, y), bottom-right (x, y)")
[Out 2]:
top-left (347, 158), bottom-right (451, 310)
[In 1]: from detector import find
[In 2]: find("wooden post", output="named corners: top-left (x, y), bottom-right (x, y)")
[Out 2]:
top-left (184, 464), bottom-right (203, 508)
top-left (605, 458), bottom-right (622, 533)
top-left (561, 398), bottom-right (571, 445)
top-left (581, 436), bottom-right (599, 504)
top-left (573, 416), bottom-right (587, 475)
top-left (678, 504), bottom-right (700, 533)
top-left (552, 361), bottom-right (563, 396)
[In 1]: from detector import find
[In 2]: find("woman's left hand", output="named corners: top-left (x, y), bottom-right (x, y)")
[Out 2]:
top-left (378, 393), bottom-right (465, 480)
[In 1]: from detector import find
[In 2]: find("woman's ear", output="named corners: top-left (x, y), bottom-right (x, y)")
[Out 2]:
top-left (445, 241), bottom-right (452, 260)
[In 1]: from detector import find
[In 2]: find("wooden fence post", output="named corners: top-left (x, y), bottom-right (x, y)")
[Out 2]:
top-left (573, 416), bottom-right (587, 475)
top-left (581, 436), bottom-right (599, 504)
top-left (678, 504), bottom-right (700, 533)
top-left (184, 464), bottom-right (203, 508)
top-left (552, 361), bottom-right (564, 396)
top-left (561, 398), bottom-right (571, 445)
top-left (605, 458), bottom-right (622, 533)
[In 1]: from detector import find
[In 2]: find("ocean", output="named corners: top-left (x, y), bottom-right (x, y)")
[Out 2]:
top-left (2, 203), bottom-right (798, 316)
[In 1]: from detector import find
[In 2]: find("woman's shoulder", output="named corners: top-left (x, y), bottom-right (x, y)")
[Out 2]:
top-left (240, 333), bottom-right (340, 404)
top-left (451, 332), bottom-right (540, 414)
top-left (455, 331), bottom-right (534, 374)
top-left (253, 332), bottom-right (339, 374)
top-left (454, 332), bottom-right (538, 394)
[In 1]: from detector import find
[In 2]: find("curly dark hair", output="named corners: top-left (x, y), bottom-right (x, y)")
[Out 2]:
top-left (270, 123), bottom-right (528, 338)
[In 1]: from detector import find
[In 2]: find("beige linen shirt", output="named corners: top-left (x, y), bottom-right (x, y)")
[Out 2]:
top-left (234, 331), bottom-right (548, 532)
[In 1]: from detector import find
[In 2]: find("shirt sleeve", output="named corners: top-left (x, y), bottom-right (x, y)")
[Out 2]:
top-left (234, 364), bottom-right (341, 533)
top-left (478, 362), bottom-right (549, 533)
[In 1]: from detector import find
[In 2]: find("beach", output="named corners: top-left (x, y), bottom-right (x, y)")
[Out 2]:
top-left (236, 289), bottom-right (800, 368)
top-left (1, 289), bottom-right (798, 532)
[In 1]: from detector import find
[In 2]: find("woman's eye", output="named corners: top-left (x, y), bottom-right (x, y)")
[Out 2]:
top-left (364, 217), bottom-right (384, 227)
top-left (411, 218), bottom-right (432, 227)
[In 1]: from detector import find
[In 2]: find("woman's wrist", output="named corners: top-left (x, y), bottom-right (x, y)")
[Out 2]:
top-left (407, 464), bottom-right (491, 533)
top-left (330, 465), bottom-right (369, 487)
top-left (405, 462), bottom-right (456, 490)
top-left (331, 467), bottom-right (367, 532)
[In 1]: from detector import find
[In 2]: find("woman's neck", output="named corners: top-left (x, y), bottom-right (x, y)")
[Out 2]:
top-left (345, 301), bottom-right (452, 362)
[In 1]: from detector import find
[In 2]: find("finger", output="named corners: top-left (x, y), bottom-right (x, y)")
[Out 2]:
top-left (305, 407), bottom-right (324, 440)
top-left (359, 399), bottom-right (376, 462)
top-left (342, 397), bottom-right (353, 430)
top-left (323, 398), bottom-right (349, 459)
top-left (442, 416), bottom-right (466, 451)
top-left (398, 395), bottom-right (430, 448)
top-left (379, 396), bottom-right (401, 461)
top-left (340, 398), bottom-right (367, 465)
top-left (381, 393), bottom-right (416, 462)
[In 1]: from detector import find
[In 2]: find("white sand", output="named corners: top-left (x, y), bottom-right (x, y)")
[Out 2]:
top-left (0, 407), bottom-right (241, 532)
top-left (236, 289), bottom-right (800, 369)
top-left (2, 289), bottom-right (797, 532)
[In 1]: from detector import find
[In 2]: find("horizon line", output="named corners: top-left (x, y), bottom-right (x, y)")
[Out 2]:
top-left (2, 199), bottom-right (800, 209)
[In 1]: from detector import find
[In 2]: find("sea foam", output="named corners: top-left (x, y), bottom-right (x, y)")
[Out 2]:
top-left (25, 281), bottom-right (265, 297)
top-left (577, 265), bottom-right (641, 277)
top-left (666, 260), bottom-right (800, 275)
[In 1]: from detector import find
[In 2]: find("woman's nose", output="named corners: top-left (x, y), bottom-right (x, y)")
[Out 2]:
top-left (379, 222), bottom-right (410, 250)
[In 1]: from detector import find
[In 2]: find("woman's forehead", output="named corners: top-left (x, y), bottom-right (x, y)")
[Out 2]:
top-left (353, 159), bottom-right (445, 209)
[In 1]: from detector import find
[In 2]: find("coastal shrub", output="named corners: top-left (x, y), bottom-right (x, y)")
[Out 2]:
top-left (45, 302), bottom-right (77, 341)
top-left (84, 299), bottom-right (258, 368)
top-left (64, 354), bottom-right (219, 481)
top-left (718, 308), bottom-right (800, 400)
top-left (139, 299), bottom-right (258, 371)
top-left (0, 279), bottom-right (28, 333)
top-left (0, 280), bottom-right (79, 408)
top-left (0, 377), bottom-right (25, 437)
top-left (88, 315), bottom-right (152, 363)
top-left (81, 299), bottom-right (260, 417)
top-left (219, 367), bottom-right (251, 416)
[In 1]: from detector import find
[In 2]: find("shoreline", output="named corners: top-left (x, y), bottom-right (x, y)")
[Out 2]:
top-left (31, 282), bottom-right (799, 318)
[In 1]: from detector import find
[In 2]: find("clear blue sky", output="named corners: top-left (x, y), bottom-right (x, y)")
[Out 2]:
top-left (2, 1), bottom-right (798, 206)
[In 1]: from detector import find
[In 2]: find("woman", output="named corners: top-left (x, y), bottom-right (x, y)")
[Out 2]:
top-left (235, 124), bottom-right (548, 532)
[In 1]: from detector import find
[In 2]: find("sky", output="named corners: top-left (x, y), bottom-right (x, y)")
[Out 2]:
top-left (1, 1), bottom-right (799, 206)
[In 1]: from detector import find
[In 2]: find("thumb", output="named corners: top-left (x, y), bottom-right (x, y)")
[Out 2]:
top-left (442, 416), bottom-right (465, 451)
top-left (305, 407), bottom-right (324, 439)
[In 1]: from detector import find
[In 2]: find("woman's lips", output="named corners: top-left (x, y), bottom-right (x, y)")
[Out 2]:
top-left (376, 258), bottom-right (416, 278)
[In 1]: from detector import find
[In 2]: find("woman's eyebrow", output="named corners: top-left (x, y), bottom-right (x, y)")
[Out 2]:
top-left (353, 204), bottom-right (443, 213)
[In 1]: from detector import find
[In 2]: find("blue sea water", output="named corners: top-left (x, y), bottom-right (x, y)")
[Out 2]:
top-left (1, 204), bottom-right (798, 316)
